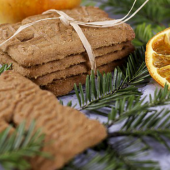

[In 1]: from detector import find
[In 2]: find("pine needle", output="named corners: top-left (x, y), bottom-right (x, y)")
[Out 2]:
top-left (0, 64), bottom-right (12, 74)
top-left (74, 47), bottom-right (149, 111)
top-left (0, 121), bottom-right (50, 170)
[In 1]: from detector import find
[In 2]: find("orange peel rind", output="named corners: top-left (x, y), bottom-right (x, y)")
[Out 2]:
top-left (146, 28), bottom-right (170, 87)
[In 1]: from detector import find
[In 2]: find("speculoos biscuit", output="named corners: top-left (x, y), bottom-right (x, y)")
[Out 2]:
top-left (0, 71), bottom-right (107, 170)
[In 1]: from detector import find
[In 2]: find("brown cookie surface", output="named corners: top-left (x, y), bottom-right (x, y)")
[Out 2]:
top-left (33, 45), bottom-right (134, 86)
top-left (0, 71), bottom-right (107, 170)
top-left (45, 58), bottom-right (125, 96)
top-left (0, 41), bottom-right (131, 78)
top-left (0, 7), bottom-right (135, 66)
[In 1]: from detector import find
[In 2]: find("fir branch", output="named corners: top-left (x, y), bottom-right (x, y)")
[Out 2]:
top-left (97, 0), bottom-right (170, 26)
top-left (132, 23), bottom-right (166, 47)
top-left (0, 121), bottom-right (50, 170)
top-left (0, 64), bottom-right (12, 75)
top-left (69, 45), bottom-right (170, 169)
top-left (81, 0), bottom-right (97, 6)
top-left (74, 47), bottom-right (150, 111)
top-left (82, 140), bottom-right (159, 170)
top-left (59, 100), bottom-right (77, 108)
top-left (108, 84), bottom-right (170, 151)
top-left (63, 85), bottom-right (170, 170)
top-left (62, 139), bottom-right (159, 170)
top-left (108, 84), bottom-right (170, 124)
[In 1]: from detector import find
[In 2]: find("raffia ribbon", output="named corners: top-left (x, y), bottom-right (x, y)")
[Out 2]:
top-left (0, 0), bottom-right (149, 71)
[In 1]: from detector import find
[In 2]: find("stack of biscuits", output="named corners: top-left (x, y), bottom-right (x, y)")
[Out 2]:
top-left (0, 6), bottom-right (135, 96)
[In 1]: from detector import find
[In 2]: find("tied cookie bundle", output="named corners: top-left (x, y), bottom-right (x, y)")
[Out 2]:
top-left (0, 6), bottom-right (135, 96)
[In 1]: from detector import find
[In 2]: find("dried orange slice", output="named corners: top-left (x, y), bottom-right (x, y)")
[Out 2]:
top-left (146, 28), bottom-right (170, 87)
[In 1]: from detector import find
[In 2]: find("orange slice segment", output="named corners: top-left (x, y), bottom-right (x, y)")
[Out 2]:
top-left (145, 28), bottom-right (170, 87)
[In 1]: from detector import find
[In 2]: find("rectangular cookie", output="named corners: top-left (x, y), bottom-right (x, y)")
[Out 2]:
top-left (44, 59), bottom-right (124, 96)
top-left (0, 71), bottom-right (107, 170)
top-left (0, 41), bottom-right (131, 78)
top-left (0, 7), bottom-right (135, 67)
top-left (33, 45), bottom-right (134, 86)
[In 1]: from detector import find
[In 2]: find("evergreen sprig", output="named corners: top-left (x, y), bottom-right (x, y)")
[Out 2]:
top-left (59, 100), bottom-right (77, 108)
top-left (0, 121), bottom-right (50, 170)
top-left (67, 45), bottom-right (170, 169)
top-left (81, 140), bottom-right (159, 170)
top-left (90, 0), bottom-right (170, 47)
top-left (108, 85), bottom-right (170, 150)
top-left (0, 64), bottom-right (12, 74)
top-left (108, 84), bottom-right (170, 124)
top-left (132, 23), bottom-right (167, 47)
top-left (74, 47), bottom-right (150, 111)
top-left (81, 0), bottom-right (96, 6)
top-left (97, 0), bottom-right (170, 26)
top-left (62, 85), bottom-right (170, 170)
